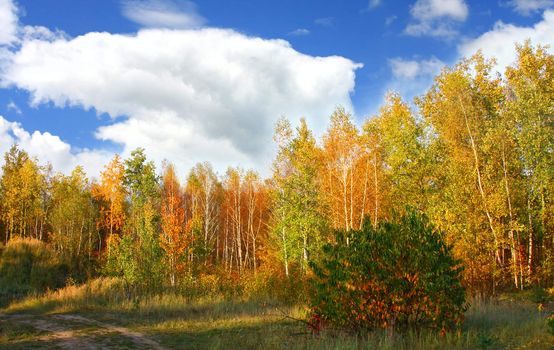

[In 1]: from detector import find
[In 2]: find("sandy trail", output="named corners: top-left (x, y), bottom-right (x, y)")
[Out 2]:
top-left (0, 312), bottom-right (166, 349)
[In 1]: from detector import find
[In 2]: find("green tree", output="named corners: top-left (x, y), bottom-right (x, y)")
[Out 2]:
top-left (49, 166), bottom-right (98, 279)
top-left (272, 118), bottom-right (328, 276)
top-left (369, 93), bottom-right (431, 215)
top-left (106, 148), bottom-right (163, 290)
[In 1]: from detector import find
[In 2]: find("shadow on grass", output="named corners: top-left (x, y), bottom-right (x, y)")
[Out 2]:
top-left (0, 338), bottom-right (58, 350)
top-left (144, 317), bottom-right (317, 350)
top-left (3, 286), bottom-right (553, 350)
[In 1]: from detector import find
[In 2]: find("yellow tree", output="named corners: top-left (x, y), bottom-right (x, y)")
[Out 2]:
top-left (0, 145), bottom-right (47, 241)
top-left (504, 41), bottom-right (554, 286)
top-left (418, 53), bottom-right (507, 292)
top-left (92, 155), bottom-right (126, 253)
top-left (243, 170), bottom-right (269, 274)
top-left (185, 162), bottom-right (221, 266)
top-left (223, 167), bottom-right (244, 273)
top-left (361, 116), bottom-right (388, 228)
top-left (160, 162), bottom-right (187, 286)
top-left (220, 167), bottom-right (269, 274)
top-left (321, 107), bottom-right (369, 231)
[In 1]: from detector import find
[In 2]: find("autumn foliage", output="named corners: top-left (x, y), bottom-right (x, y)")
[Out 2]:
top-left (0, 42), bottom-right (551, 326)
top-left (160, 163), bottom-right (189, 286)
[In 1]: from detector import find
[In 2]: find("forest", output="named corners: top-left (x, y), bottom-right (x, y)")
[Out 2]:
top-left (0, 42), bottom-right (553, 349)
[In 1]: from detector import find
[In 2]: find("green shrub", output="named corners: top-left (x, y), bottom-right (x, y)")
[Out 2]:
top-left (309, 209), bottom-right (466, 333)
top-left (548, 315), bottom-right (554, 336)
top-left (0, 238), bottom-right (67, 294)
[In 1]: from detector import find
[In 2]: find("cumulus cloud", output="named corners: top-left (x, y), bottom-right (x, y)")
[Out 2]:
top-left (389, 57), bottom-right (444, 80)
top-left (0, 0), bottom-right (18, 45)
top-left (459, 10), bottom-right (554, 73)
top-left (19, 25), bottom-right (68, 42)
top-left (122, 0), bottom-right (205, 29)
top-left (405, 0), bottom-right (469, 38)
top-left (2, 28), bottom-right (361, 175)
top-left (0, 115), bottom-right (112, 176)
top-left (0, 0), bottom-right (65, 46)
top-left (508, 0), bottom-right (554, 15)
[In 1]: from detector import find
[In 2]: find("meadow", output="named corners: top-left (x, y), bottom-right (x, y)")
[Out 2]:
top-left (1, 277), bottom-right (553, 349)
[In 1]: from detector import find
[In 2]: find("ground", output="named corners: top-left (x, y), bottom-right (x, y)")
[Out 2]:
top-left (0, 282), bottom-right (553, 349)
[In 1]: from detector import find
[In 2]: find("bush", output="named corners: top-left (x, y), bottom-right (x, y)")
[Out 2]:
top-left (309, 209), bottom-right (466, 333)
top-left (0, 238), bottom-right (68, 295)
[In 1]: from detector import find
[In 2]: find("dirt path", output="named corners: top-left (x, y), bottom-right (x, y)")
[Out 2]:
top-left (0, 312), bottom-right (167, 349)
top-left (54, 314), bottom-right (166, 349)
top-left (27, 318), bottom-right (97, 350)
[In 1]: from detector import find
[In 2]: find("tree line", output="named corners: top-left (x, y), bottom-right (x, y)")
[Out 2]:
top-left (0, 42), bottom-right (552, 294)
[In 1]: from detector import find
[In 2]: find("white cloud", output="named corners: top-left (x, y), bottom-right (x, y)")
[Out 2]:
top-left (314, 17), bottom-right (334, 27)
top-left (20, 25), bottom-right (68, 42)
top-left (288, 28), bottom-right (310, 36)
top-left (122, 0), bottom-right (205, 29)
top-left (411, 0), bottom-right (468, 22)
top-left (383, 56), bottom-right (444, 105)
top-left (6, 100), bottom-right (21, 114)
top-left (0, 0), bottom-right (18, 45)
top-left (405, 0), bottom-right (469, 38)
top-left (0, 115), bottom-right (112, 176)
top-left (0, 1), bottom-right (63, 46)
top-left (508, 0), bottom-right (554, 15)
top-left (385, 15), bottom-right (398, 26)
top-left (2, 28), bottom-right (361, 175)
top-left (389, 57), bottom-right (444, 80)
top-left (459, 10), bottom-right (554, 73)
top-left (368, 0), bottom-right (382, 10)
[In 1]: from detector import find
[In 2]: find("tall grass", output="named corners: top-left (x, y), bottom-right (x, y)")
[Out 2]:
top-left (4, 274), bottom-right (301, 318)
top-left (4, 277), bottom-right (127, 314)
top-left (3, 279), bottom-right (552, 349)
top-left (0, 238), bottom-right (69, 308)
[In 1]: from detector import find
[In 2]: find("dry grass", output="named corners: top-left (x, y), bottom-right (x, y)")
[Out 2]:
top-left (4, 277), bottom-right (128, 314)
top-left (2, 278), bottom-right (553, 349)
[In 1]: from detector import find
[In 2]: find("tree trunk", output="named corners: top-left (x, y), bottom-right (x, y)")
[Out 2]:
top-left (281, 227), bottom-right (289, 277)
top-left (360, 155), bottom-right (370, 229)
top-left (373, 152), bottom-right (379, 229)
top-left (527, 195), bottom-right (533, 280)
top-left (501, 142), bottom-right (518, 288)
top-left (342, 166), bottom-right (349, 231)
top-left (458, 95), bottom-right (501, 265)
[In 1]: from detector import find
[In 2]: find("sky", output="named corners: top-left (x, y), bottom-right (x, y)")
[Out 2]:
top-left (0, 0), bottom-right (553, 178)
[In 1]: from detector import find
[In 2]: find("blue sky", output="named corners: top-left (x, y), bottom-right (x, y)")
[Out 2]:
top-left (0, 0), bottom-right (553, 177)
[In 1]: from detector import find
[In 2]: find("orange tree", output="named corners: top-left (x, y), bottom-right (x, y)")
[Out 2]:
top-left (309, 209), bottom-right (466, 333)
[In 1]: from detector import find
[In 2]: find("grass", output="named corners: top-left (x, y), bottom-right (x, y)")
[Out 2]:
top-left (0, 322), bottom-right (44, 345)
top-left (1, 278), bottom-right (553, 349)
